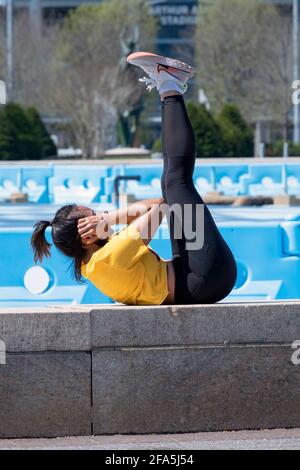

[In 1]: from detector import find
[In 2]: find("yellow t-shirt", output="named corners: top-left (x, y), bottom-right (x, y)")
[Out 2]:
top-left (81, 223), bottom-right (169, 305)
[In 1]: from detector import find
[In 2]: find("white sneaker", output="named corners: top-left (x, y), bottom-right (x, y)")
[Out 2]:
top-left (127, 51), bottom-right (195, 95)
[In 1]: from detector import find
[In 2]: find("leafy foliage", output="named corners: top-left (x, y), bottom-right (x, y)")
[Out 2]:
top-left (0, 103), bottom-right (57, 160)
top-left (151, 102), bottom-right (254, 158)
top-left (186, 102), bottom-right (225, 158)
top-left (216, 104), bottom-right (254, 157)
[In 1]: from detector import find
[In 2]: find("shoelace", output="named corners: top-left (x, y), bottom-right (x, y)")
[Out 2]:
top-left (139, 76), bottom-right (157, 92)
top-left (139, 76), bottom-right (188, 94)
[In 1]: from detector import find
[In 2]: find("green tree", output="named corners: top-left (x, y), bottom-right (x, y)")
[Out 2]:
top-left (53, 0), bottom-right (157, 157)
top-left (26, 107), bottom-right (57, 158)
top-left (216, 104), bottom-right (254, 157)
top-left (196, 0), bottom-right (292, 137)
top-left (186, 102), bottom-right (225, 158)
top-left (0, 103), bottom-right (56, 160)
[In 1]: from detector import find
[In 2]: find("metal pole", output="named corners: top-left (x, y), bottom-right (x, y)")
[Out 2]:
top-left (6, 0), bottom-right (13, 102)
top-left (0, 80), bottom-right (6, 104)
top-left (293, 0), bottom-right (299, 143)
top-left (30, 0), bottom-right (41, 36)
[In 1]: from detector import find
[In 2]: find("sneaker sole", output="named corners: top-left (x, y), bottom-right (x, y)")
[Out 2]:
top-left (127, 51), bottom-right (195, 78)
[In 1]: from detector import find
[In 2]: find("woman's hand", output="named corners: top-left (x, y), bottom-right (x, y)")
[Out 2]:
top-left (78, 213), bottom-right (110, 245)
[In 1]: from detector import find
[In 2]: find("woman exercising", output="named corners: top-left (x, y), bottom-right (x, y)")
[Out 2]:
top-left (31, 52), bottom-right (237, 305)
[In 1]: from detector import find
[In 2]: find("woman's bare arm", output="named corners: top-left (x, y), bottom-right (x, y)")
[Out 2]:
top-left (130, 199), bottom-right (166, 246)
top-left (108, 197), bottom-right (164, 225)
top-left (78, 198), bottom-right (165, 243)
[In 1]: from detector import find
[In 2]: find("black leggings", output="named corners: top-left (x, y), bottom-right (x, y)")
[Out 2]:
top-left (161, 95), bottom-right (237, 304)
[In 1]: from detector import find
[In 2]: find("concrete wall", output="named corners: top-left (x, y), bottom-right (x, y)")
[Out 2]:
top-left (0, 302), bottom-right (300, 438)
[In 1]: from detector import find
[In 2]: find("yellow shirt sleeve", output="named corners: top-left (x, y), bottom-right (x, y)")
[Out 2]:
top-left (90, 223), bottom-right (149, 270)
top-left (81, 222), bottom-right (169, 306)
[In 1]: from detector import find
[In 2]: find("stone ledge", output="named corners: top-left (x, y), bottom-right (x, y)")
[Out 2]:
top-left (0, 308), bottom-right (91, 352)
top-left (92, 344), bottom-right (300, 434)
top-left (91, 302), bottom-right (300, 348)
top-left (0, 301), bottom-right (299, 437)
top-left (1, 301), bottom-right (300, 352)
top-left (0, 352), bottom-right (91, 438)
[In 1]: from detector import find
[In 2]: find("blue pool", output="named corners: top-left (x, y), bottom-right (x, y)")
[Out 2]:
top-left (1, 160), bottom-right (300, 306)
top-left (1, 159), bottom-right (300, 204)
top-left (1, 202), bottom-right (300, 306)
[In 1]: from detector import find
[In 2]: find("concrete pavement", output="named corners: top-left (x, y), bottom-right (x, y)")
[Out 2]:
top-left (0, 428), bottom-right (300, 450)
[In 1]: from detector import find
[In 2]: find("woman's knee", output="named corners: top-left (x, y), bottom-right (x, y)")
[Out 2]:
top-left (164, 171), bottom-right (194, 200)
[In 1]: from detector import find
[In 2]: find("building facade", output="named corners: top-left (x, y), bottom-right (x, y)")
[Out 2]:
top-left (7, 1), bottom-right (293, 64)
top-left (11, 0), bottom-right (199, 62)
top-left (3, 0), bottom-right (297, 146)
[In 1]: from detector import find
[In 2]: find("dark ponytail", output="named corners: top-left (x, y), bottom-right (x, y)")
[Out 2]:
top-left (31, 204), bottom-right (104, 283)
top-left (31, 220), bottom-right (52, 263)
